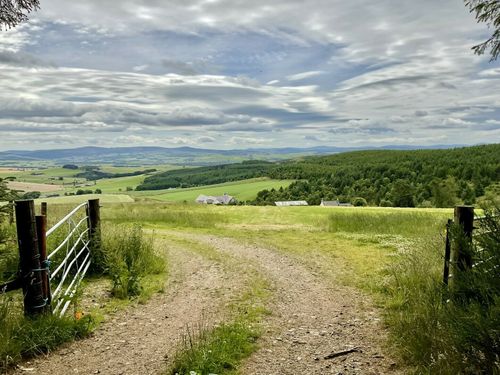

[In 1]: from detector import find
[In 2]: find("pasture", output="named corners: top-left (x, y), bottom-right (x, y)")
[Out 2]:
top-left (2, 199), bottom-right (497, 374)
top-left (133, 177), bottom-right (293, 202)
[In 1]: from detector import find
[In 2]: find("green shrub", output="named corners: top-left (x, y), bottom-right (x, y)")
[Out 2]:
top-left (101, 224), bottom-right (165, 299)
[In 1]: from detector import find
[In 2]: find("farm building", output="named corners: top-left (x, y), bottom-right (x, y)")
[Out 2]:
top-left (320, 199), bottom-right (353, 207)
top-left (275, 201), bottom-right (308, 206)
top-left (195, 193), bottom-right (236, 205)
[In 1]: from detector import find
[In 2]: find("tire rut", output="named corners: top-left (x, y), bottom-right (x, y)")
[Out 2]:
top-left (186, 233), bottom-right (401, 375)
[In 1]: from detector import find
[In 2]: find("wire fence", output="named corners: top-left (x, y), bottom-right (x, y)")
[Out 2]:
top-left (443, 211), bottom-right (498, 285)
top-left (46, 202), bottom-right (92, 317)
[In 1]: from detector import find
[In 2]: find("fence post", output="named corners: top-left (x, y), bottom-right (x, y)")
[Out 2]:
top-left (87, 199), bottom-right (101, 251)
top-left (41, 202), bottom-right (47, 217)
top-left (15, 200), bottom-right (46, 317)
top-left (36, 214), bottom-right (51, 313)
top-left (443, 219), bottom-right (452, 285)
top-left (451, 206), bottom-right (474, 271)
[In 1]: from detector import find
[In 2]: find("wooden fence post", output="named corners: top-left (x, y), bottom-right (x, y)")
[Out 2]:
top-left (41, 202), bottom-right (47, 217)
top-left (15, 200), bottom-right (46, 317)
top-left (451, 206), bottom-right (474, 272)
top-left (443, 219), bottom-right (452, 285)
top-left (36, 214), bottom-right (51, 313)
top-left (87, 199), bottom-right (101, 251)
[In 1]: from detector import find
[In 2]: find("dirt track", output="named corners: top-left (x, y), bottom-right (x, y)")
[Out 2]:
top-left (10, 232), bottom-right (400, 375)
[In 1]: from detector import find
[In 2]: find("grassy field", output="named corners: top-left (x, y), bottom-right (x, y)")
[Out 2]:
top-left (34, 194), bottom-right (134, 205)
top-left (0, 165), bottom-right (176, 195)
top-left (3, 197), bottom-right (497, 373)
top-left (133, 178), bottom-right (293, 203)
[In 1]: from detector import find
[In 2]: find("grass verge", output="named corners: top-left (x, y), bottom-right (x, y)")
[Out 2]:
top-left (0, 295), bottom-right (95, 371)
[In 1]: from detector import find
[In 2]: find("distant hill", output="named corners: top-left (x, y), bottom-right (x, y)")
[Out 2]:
top-left (0, 144), bottom-right (464, 167)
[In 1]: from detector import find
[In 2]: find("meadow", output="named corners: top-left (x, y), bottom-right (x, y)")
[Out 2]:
top-left (1, 197), bottom-right (498, 374)
top-left (133, 177), bottom-right (293, 202)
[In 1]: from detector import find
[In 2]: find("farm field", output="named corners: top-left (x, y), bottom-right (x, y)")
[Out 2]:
top-left (134, 177), bottom-right (294, 202)
top-left (0, 165), bottom-right (176, 195)
top-left (5, 201), bottom-right (475, 374)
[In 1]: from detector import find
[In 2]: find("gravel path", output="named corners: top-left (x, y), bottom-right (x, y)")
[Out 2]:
top-left (186, 234), bottom-right (400, 375)
top-left (9, 232), bottom-right (401, 375)
top-left (9, 242), bottom-right (241, 375)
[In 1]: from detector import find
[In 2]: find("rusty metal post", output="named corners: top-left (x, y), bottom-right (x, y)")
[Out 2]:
top-left (36, 214), bottom-right (51, 313)
top-left (15, 200), bottom-right (46, 316)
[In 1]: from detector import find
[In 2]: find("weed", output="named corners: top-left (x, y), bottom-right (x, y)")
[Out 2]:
top-left (101, 224), bottom-right (166, 299)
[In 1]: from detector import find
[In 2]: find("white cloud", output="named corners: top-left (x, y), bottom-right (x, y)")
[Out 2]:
top-left (287, 71), bottom-right (325, 81)
top-left (0, 1), bottom-right (498, 150)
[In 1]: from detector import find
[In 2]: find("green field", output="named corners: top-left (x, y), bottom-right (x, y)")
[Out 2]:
top-left (34, 193), bottom-right (134, 205)
top-left (0, 165), bottom-right (177, 196)
top-left (133, 178), bottom-right (293, 203)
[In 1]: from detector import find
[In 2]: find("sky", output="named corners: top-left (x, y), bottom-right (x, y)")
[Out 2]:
top-left (0, 0), bottom-right (499, 151)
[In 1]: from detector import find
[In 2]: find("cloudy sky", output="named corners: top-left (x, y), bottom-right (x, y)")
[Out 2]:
top-left (0, 0), bottom-right (499, 151)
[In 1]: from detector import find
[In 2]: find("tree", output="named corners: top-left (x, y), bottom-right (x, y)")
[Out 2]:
top-left (0, 0), bottom-right (39, 29)
top-left (0, 179), bottom-right (18, 219)
top-left (465, 0), bottom-right (500, 61)
top-left (391, 179), bottom-right (415, 207)
top-left (431, 177), bottom-right (458, 208)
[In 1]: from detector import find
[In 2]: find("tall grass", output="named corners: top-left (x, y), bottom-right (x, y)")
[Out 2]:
top-left (327, 209), bottom-right (449, 238)
top-left (0, 294), bottom-right (95, 371)
top-left (384, 208), bottom-right (500, 373)
top-left (103, 203), bottom-right (227, 228)
top-left (100, 223), bottom-right (166, 298)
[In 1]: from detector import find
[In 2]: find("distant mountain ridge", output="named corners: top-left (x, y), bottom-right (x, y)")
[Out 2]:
top-left (0, 144), bottom-right (467, 166)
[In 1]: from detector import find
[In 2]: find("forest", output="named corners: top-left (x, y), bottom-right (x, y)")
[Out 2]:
top-left (136, 160), bottom-right (274, 190)
top-left (137, 144), bottom-right (500, 207)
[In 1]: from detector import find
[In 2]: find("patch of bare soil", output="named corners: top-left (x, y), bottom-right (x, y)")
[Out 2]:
top-left (6, 181), bottom-right (63, 193)
top-left (187, 234), bottom-right (401, 375)
top-left (9, 242), bottom-right (242, 375)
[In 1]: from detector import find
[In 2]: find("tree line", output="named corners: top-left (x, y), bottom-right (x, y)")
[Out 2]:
top-left (253, 144), bottom-right (499, 207)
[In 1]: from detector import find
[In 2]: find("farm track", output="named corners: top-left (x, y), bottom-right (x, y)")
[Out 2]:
top-left (10, 231), bottom-right (400, 375)
top-left (9, 241), bottom-right (244, 375)
top-left (180, 233), bottom-right (401, 375)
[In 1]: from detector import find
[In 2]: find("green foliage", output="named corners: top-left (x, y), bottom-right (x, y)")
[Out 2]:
top-left (0, 179), bottom-right (17, 218)
top-left (431, 177), bottom-right (458, 208)
top-left (100, 224), bottom-right (165, 299)
top-left (76, 168), bottom-right (157, 181)
top-left (352, 197), bottom-right (367, 206)
top-left (0, 222), bottom-right (17, 284)
top-left (0, 0), bottom-right (40, 30)
top-left (168, 321), bottom-right (259, 375)
top-left (138, 160), bottom-right (273, 190)
top-left (259, 144), bottom-right (500, 207)
top-left (465, 0), bottom-right (500, 61)
top-left (21, 191), bottom-right (41, 200)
